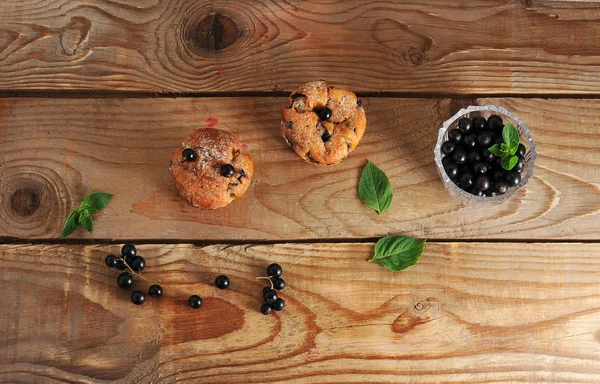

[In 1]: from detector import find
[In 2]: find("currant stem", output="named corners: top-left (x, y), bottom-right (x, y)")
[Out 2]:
top-left (256, 276), bottom-right (274, 289)
top-left (116, 255), bottom-right (161, 284)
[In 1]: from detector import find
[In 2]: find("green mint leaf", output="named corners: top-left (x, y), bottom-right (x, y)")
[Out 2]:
top-left (487, 145), bottom-right (503, 157)
top-left (61, 210), bottom-right (80, 238)
top-left (370, 236), bottom-right (425, 271)
top-left (502, 123), bottom-right (520, 151)
top-left (501, 155), bottom-right (519, 171)
top-left (78, 211), bottom-right (93, 233)
top-left (81, 192), bottom-right (113, 214)
top-left (358, 161), bottom-right (393, 215)
top-left (508, 144), bottom-right (518, 156)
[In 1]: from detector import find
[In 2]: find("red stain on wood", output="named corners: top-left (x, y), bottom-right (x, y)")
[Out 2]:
top-left (205, 117), bottom-right (219, 128)
top-left (241, 143), bottom-right (248, 151)
top-left (216, 69), bottom-right (225, 76)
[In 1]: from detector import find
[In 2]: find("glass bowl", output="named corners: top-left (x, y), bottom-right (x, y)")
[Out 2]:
top-left (433, 105), bottom-right (537, 206)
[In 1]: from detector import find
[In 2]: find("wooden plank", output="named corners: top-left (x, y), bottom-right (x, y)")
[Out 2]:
top-left (1, 97), bottom-right (599, 241)
top-left (1, 242), bottom-right (600, 383)
top-left (2, 1), bottom-right (600, 94)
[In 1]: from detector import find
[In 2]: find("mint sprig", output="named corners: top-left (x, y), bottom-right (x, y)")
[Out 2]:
top-left (61, 192), bottom-right (113, 238)
top-left (370, 235), bottom-right (426, 271)
top-left (488, 123), bottom-right (521, 171)
top-left (358, 161), bottom-right (393, 215)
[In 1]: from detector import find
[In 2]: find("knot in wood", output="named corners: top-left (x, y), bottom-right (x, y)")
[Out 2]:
top-left (11, 187), bottom-right (40, 217)
top-left (413, 301), bottom-right (428, 312)
top-left (186, 12), bottom-right (240, 53)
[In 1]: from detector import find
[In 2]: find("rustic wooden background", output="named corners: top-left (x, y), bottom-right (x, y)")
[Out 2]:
top-left (1, 1), bottom-right (600, 383)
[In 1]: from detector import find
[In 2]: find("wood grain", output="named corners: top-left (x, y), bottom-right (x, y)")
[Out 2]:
top-left (1, 97), bottom-right (599, 241)
top-left (1, 242), bottom-right (600, 383)
top-left (2, 0), bottom-right (600, 93)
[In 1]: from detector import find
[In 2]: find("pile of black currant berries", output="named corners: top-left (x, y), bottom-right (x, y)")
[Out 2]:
top-left (260, 263), bottom-right (286, 315)
top-left (441, 114), bottom-right (526, 197)
top-left (105, 244), bottom-right (162, 305)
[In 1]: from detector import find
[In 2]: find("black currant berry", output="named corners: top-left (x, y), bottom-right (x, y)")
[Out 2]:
top-left (318, 107), bottom-right (332, 121)
top-left (260, 303), bottom-right (273, 315)
top-left (481, 148), bottom-right (496, 162)
top-left (463, 134), bottom-right (477, 149)
top-left (188, 295), bottom-right (202, 309)
top-left (474, 175), bottom-right (491, 191)
top-left (458, 171), bottom-right (474, 189)
top-left (487, 114), bottom-right (503, 131)
top-left (267, 263), bottom-right (283, 278)
top-left (149, 284), bottom-right (163, 298)
top-left (494, 180), bottom-right (509, 194)
top-left (125, 254), bottom-right (135, 266)
top-left (491, 170), bottom-right (506, 182)
top-left (514, 157), bottom-right (525, 172)
top-left (215, 275), bottom-right (230, 290)
top-left (467, 151), bottom-right (481, 164)
top-left (494, 136), bottom-right (503, 145)
top-left (442, 155), bottom-right (453, 168)
top-left (182, 148), bottom-right (196, 162)
top-left (272, 298), bottom-right (285, 311)
top-left (117, 272), bottom-right (134, 289)
top-left (321, 130), bottom-right (331, 142)
top-left (131, 290), bottom-right (145, 305)
top-left (221, 164), bottom-right (235, 177)
top-left (263, 289), bottom-right (278, 305)
top-left (451, 148), bottom-right (468, 165)
top-left (477, 131), bottom-right (494, 147)
top-left (457, 118), bottom-right (472, 133)
top-left (470, 187), bottom-right (485, 197)
top-left (472, 116), bottom-right (487, 131)
top-left (129, 256), bottom-right (146, 272)
top-left (473, 161), bottom-right (491, 175)
top-left (105, 255), bottom-right (117, 268)
top-left (484, 189), bottom-right (498, 197)
top-left (115, 259), bottom-right (127, 271)
top-left (441, 141), bottom-right (455, 155)
top-left (505, 170), bottom-right (521, 187)
top-left (272, 278), bottom-right (285, 291)
top-left (448, 129), bottom-right (463, 143)
top-left (517, 143), bottom-right (526, 158)
top-left (444, 161), bottom-right (459, 179)
top-left (122, 244), bottom-right (136, 258)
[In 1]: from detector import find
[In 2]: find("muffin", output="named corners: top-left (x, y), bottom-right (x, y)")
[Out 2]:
top-left (281, 80), bottom-right (366, 166)
top-left (169, 128), bottom-right (253, 209)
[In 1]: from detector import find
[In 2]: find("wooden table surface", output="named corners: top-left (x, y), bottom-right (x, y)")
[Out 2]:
top-left (1, 1), bottom-right (600, 383)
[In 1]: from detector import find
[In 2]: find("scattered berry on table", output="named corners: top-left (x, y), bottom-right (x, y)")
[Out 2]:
top-left (129, 256), bottom-right (146, 272)
top-left (122, 244), bottom-right (136, 259)
top-left (115, 259), bottom-right (127, 270)
top-left (188, 295), bottom-right (203, 309)
top-left (263, 289), bottom-right (278, 304)
top-left (105, 255), bottom-right (117, 268)
top-left (267, 263), bottom-right (283, 278)
top-left (260, 303), bottom-right (273, 315)
top-left (220, 164), bottom-right (235, 177)
top-left (272, 298), bottom-right (285, 311)
top-left (182, 148), bottom-right (196, 162)
top-left (149, 285), bottom-right (163, 298)
top-left (131, 290), bottom-right (146, 305)
top-left (457, 117), bottom-right (472, 133)
top-left (117, 272), bottom-right (135, 289)
top-left (318, 107), bottom-right (332, 121)
top-left (272, 278), bottom-right (286, 291)
top-left (215, 275), bottom-right (230, 290)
